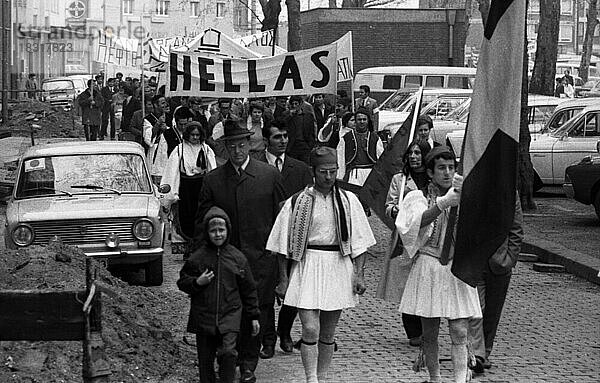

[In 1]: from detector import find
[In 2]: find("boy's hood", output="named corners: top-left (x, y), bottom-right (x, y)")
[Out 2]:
top-left (202, 206), bottom-right (231, 245)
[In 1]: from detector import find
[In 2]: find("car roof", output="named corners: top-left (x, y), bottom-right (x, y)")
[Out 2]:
top-left (553, 97), bottom-right (600, 112)
top-left (23, 141), bottom-right (146, 158)
top-left (391, 88), bottom-right (473, 96)
top-left (42, 77), bottom-right (75, 83)
top-left (527, 94), bottom-right (567, 106)
top-left (356, 66), bottom-right (477, 75)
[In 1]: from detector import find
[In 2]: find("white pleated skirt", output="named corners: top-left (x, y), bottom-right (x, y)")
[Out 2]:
top-left (285, 249), bottom-right (358, 311)
top-left (399, 254), bottom-right (482, 320)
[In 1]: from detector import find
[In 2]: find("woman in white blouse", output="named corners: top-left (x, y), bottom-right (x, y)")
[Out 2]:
top-left (161, 121), bottom-right (217, 241)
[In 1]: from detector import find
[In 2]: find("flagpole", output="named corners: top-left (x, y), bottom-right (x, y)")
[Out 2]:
top-left (271, 28), bottom-right (277, 57)
top-left (397, 86), bottom-right (423, 200)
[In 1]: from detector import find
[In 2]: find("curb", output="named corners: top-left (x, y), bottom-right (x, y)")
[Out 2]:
top-left (522, 234), bottom-right (600, 285)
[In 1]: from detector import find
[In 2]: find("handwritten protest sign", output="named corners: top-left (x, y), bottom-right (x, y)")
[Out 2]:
top-left (95, 31), bottom-right (141, 67)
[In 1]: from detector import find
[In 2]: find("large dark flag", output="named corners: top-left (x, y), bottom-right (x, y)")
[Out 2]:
top-left (359, 89), bottom-right (424, 230)
top-left (451, 0), bottom-right (525, 286)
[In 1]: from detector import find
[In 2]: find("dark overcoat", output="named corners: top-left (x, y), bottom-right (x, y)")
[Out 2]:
top-left (195, 158), bottom-right (285, 304)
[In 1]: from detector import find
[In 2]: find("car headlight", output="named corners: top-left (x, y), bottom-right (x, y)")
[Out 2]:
top-left (12, 224), bottom-right (34, 246)
top-left (132, 218), bottom-right (154, 241)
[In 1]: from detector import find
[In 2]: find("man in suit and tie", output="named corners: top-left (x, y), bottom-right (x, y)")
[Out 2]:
top-left (257, 120), bottom-right (313, 356)
top-left (312, 93), bottom-right (335, 133)
top-left (195, 121), bottom-right (286, 383)
top-left (354, 85), bottom-right (378, 116)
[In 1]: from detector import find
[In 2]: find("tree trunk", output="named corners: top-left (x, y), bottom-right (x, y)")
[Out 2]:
top-left (579, 0), bottom-right (599, 82)
top-left (477, 0), bottom-right (490, 26)
top-left (529, 0), bottom-right (560, 96)
top-left (259, 0), bottom-right (282, 31)
top-left (519, 7), bottom-right (537, 211)
top-left (286, 0), bottom-right (302, 51)
top-left (329, 0), bottom-right (337, 7)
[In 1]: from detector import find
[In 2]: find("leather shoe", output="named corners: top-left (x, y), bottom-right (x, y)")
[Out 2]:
top-left (240, 369), bottom-right (256, 383)
top-left (408, 336), bottom-right (422, 347)
top-left (279, 334), bottom-right (294, 353)
top-left (259, 345), bottom-right (274, 359)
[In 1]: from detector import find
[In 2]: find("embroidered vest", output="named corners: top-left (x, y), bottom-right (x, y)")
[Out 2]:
top-left (343, 130), bottom-right (378, 166)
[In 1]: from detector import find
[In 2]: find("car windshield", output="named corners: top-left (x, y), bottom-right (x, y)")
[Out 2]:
top-left (378, 90), bottom-right (415, 111)
top-left (442, 98), bottom-right (471, 121)
top-left (42, 80), bottom-right (74, 91)
top-left (15, 153), bottom-right (152, 198)
top-left (551, 108), bottom-right (587, 137)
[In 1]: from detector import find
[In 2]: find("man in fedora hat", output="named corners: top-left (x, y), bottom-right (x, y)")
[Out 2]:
top-left (195, 119), bottom-right (286, 383)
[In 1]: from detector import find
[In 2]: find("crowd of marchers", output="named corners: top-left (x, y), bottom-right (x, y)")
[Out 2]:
top-left (76, 74), bottom-right (523, 383)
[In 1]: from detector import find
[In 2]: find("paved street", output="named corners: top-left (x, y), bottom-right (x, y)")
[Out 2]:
top-left (157, 212), bottom-right (599, 383)
top-left (1, 191), bottom-right (599, 382)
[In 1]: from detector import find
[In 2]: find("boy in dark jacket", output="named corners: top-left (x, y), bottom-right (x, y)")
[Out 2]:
top-left (177, 206), bottom-right (260, 383)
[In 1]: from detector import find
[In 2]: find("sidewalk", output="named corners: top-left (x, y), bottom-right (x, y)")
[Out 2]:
top-left (254, 216), bottom-right (600, 382)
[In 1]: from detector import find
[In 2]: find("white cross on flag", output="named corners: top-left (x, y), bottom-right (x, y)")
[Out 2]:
top-left (452, 0), bottom-right (525, 286)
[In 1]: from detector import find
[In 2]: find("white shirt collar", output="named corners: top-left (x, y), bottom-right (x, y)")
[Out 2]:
top-left (265, 150), bottom-right (285, 167)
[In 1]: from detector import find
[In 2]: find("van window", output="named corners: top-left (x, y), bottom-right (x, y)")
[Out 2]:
top-left (425, 76), bottom-right (444, 88)
top-left (448, 76), bottom-right (471, 89)
top-left (405, 76), bottom-right (422, 87)
top-left (383, 75), bottom-right (402, 90)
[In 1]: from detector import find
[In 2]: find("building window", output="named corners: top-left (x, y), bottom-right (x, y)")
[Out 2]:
top-left (216, 2), bottom-right (225, 18)
top-left (561, 0), bottom-right (572, 15)
top-left (559, 22), bottom-right (573, 42)
top-left (123, 0), bottom-right (134, 15)
top-left (190, 1), bottom-right (200, 17)
top-left (156, 0), bottom-right (169, 16)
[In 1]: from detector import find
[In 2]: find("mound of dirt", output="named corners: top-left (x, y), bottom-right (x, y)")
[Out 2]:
top-left (0, 244), bottom-right (197, 383)
top-left (4, 100), bottom-right (84, 139)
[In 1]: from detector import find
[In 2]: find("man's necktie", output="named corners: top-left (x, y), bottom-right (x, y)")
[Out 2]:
top-left (196, 148), bottom-right (206, 170)
top-left (275, 157), bottom-right (283, 172)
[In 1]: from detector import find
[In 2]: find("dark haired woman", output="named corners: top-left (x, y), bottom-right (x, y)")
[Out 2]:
top-left (377, 140), bottom-right (431, 347)
top-left (162, 121), bottom-right (216, 240)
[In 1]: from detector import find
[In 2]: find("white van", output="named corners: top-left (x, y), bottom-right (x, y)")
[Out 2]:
top-left (353, 66), bottom-right (477, 103)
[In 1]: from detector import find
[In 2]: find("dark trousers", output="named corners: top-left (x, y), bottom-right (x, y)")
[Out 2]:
top-left (402, 313), bottom-right (423, 339)
top-left (469, 269), bottom-right (512, 358)
top-left (83, 124), bottom-right (99, 141)
top-left (261, 302), bottom-right (277, 348)
top-left (196, 330), bottom-right (238, 383)
top-left (277, 304), bottom-right (298, 338)
top-left (100, 109), bottom-right (110, 138)
top-left (238, 256), bottom-right (277, 372)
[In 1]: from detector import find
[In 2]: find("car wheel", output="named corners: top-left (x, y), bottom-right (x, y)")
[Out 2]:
top-left (533, 172), bottom-right (543, 192)
top-left (145, 255), bottom-right (163, 286)
top-left (594, 191), bottom-right (600, 221)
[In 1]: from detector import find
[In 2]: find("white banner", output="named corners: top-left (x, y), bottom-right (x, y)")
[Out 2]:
top-left (234, 30), bottom-right (287, 57)
top-left (336, 32), bottom-right (353, 82)
top-left (94, 31), bottom-right (141, 67)
top-left (167, 42), bottom-right (338, 98)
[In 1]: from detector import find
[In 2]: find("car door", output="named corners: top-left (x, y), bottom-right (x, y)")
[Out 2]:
top-left (552, 111), bottom-right (600, 184)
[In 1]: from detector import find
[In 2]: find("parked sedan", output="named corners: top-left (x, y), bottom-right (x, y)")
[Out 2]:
top-left (447, 98), bottom-right (600, 188)
top-left (563, 151), bottom-right (600, 220)
top-left (4, 141), bottom-right (166, 285)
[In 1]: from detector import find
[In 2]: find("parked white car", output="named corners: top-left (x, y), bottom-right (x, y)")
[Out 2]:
top-left (4, 141), bottom-right (166, 285)
top-left (447, 99), bottom-right (600, 187)
top-left (437, 94), bottom-right (566, 144)
top-left (374, 88), bottom-right (472, 137)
